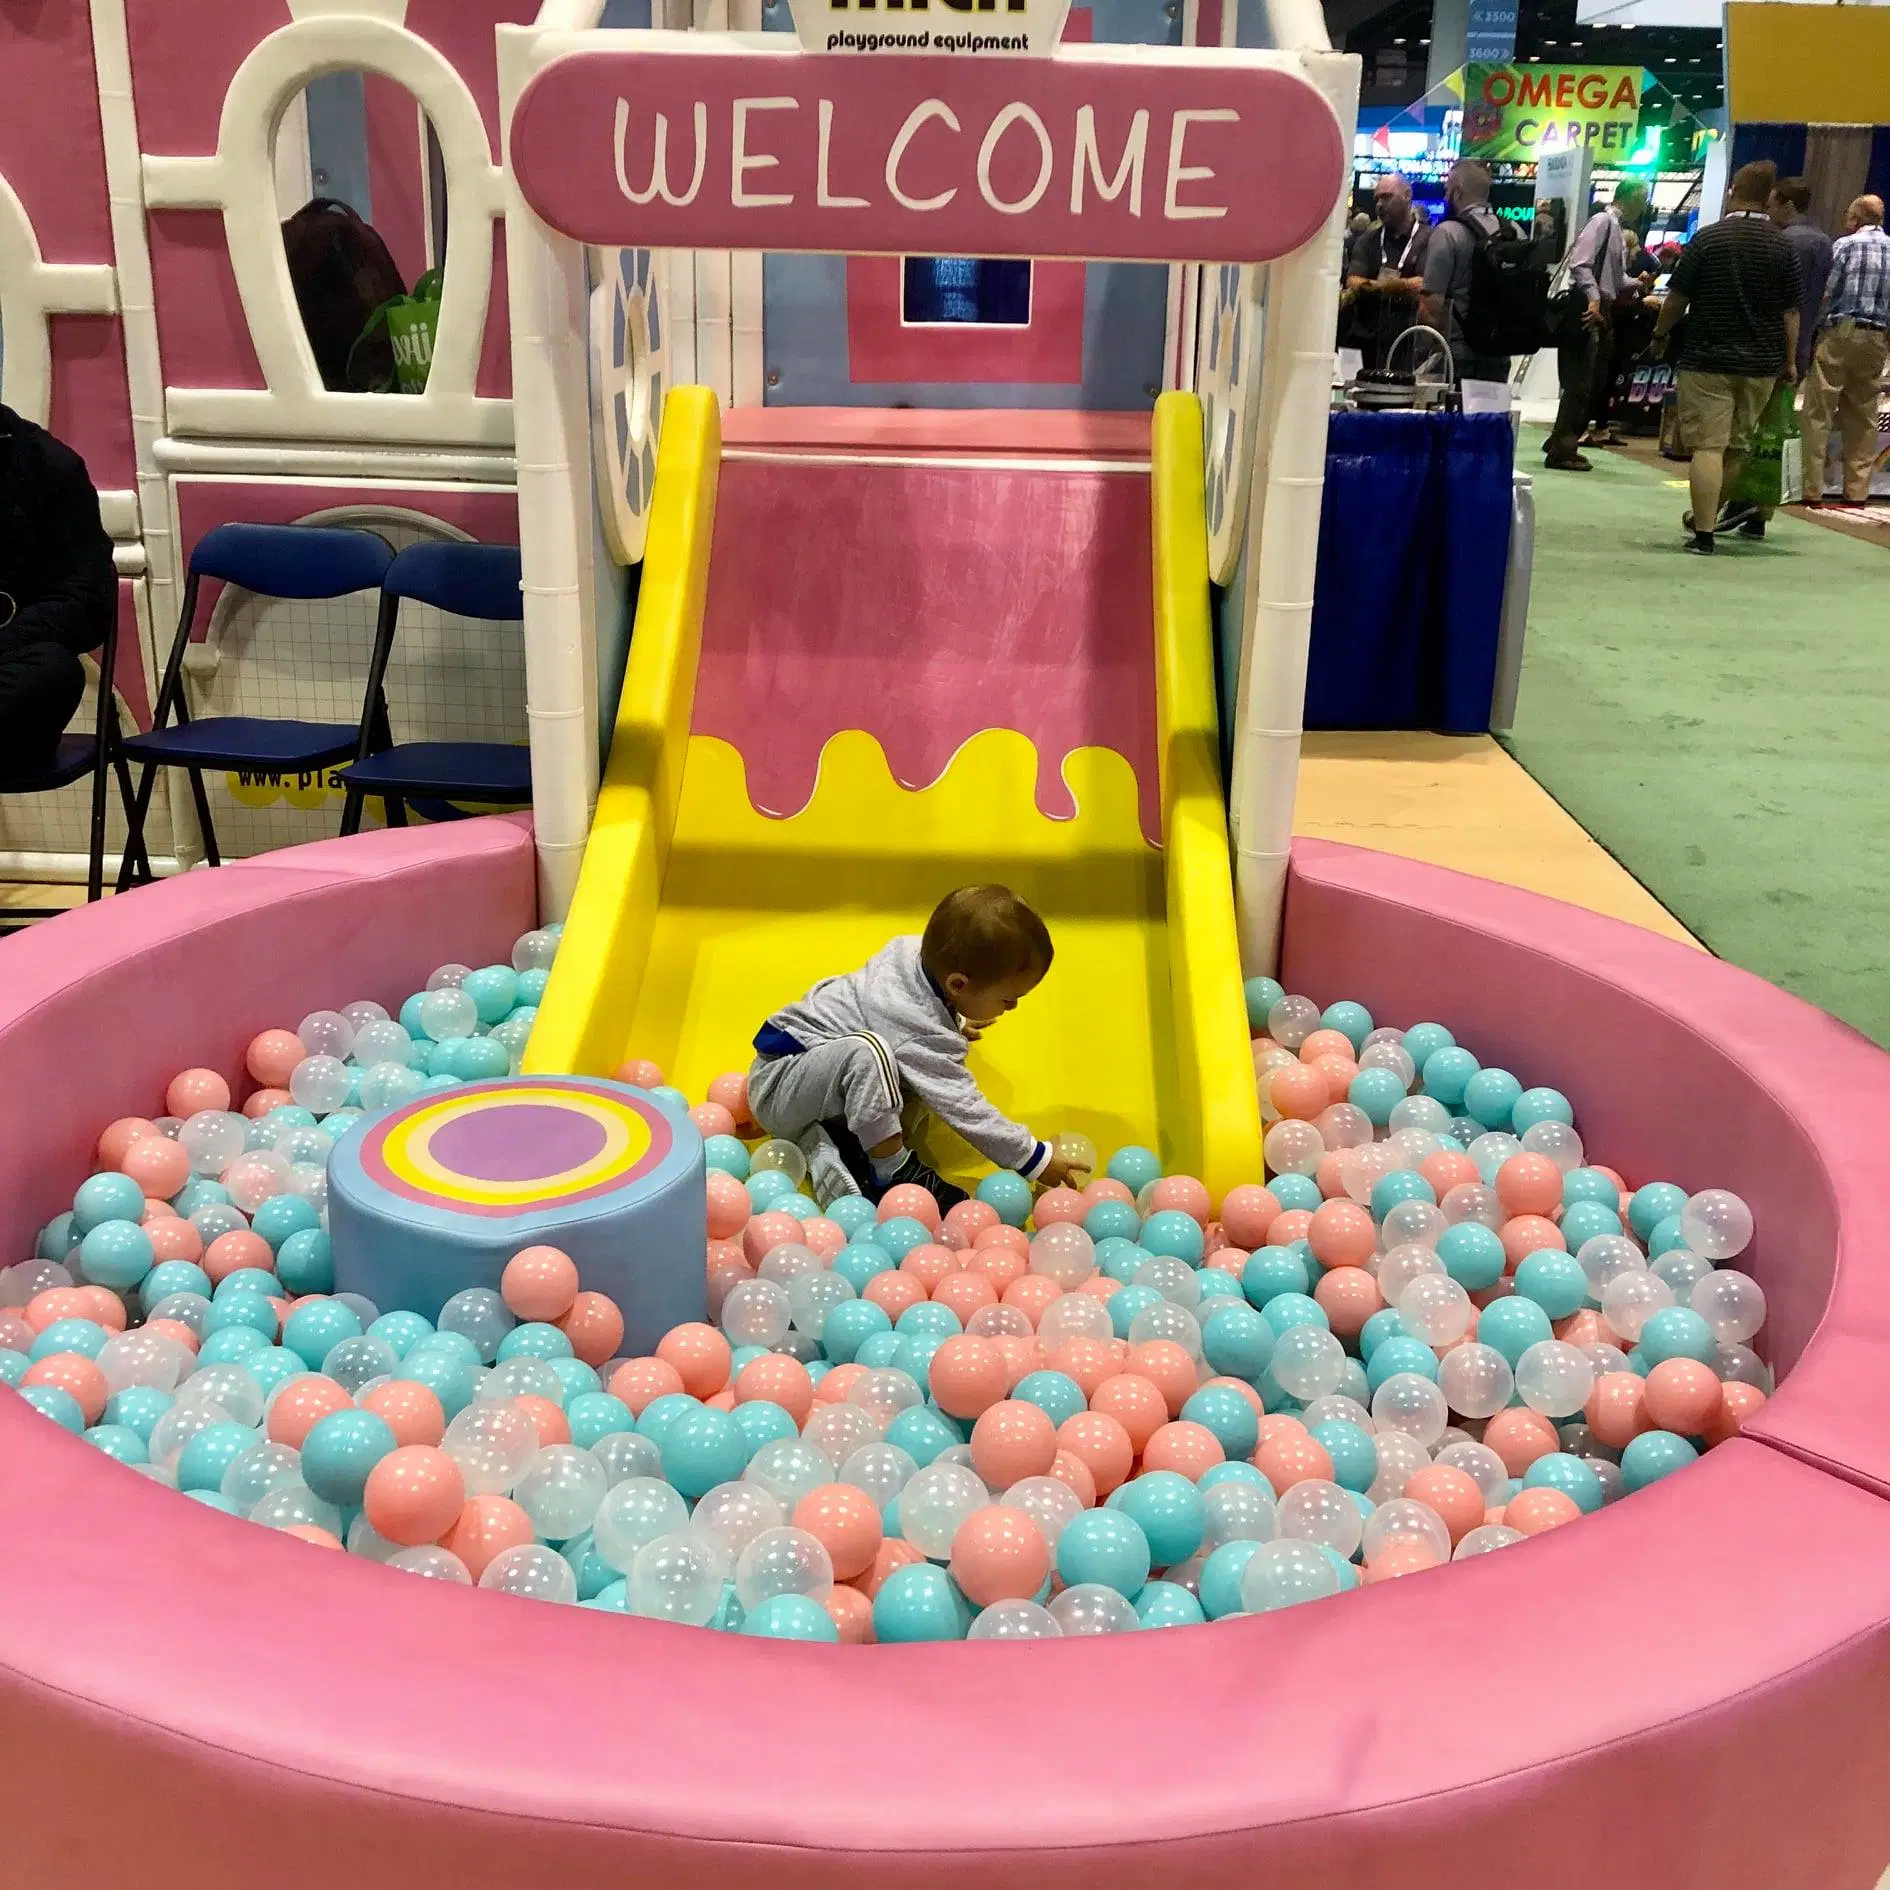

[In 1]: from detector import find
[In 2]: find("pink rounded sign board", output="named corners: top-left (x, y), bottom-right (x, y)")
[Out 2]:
top-left (510, 46), bottom-right (1348, 264)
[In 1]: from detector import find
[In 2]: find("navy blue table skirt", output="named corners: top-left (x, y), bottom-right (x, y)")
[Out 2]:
top-left (1303, 410), bottom-right (1514, 734)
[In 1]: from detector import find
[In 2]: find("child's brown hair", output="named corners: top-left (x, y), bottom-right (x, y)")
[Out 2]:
top-left (921, 885), bottom-right (1053, 987)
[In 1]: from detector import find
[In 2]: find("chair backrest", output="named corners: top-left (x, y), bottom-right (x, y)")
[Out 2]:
top-left (188, 523), bottom-right (394, 600)
top-left (383, 541), bottom-right (524, 622)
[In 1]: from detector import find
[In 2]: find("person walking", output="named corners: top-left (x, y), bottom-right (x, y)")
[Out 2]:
top-left (1420, 160), bottom-right (1515, 390)
top-left (1798, 195), bottom-right (1890, 507)
top-left (1544, 179), bottom-right (1649, 471)
top-left (1768, 177), bottom-right (1833, 382)
top-left (1651, 162), bottom-right (1802, 555)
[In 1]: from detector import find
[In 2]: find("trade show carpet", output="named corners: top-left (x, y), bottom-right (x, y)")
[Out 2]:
top-left (1503, 426), bottom-right (1890, 1047)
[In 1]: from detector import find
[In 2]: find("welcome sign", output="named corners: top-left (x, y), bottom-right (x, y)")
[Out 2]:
top-left (1462, 62), bottom-right (1644, 159)
top-left (510, 40), bottom-right (1348, 264)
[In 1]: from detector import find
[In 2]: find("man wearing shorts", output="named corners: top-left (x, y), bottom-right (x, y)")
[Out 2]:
top-left (1652, 161), bottom-right (1801, 555)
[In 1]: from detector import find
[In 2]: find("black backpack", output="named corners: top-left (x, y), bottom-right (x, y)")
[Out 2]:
top-left (1460, 207), bottom-right (1552, 357)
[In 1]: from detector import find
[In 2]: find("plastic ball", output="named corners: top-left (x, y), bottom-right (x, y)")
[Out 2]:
top-left (1690, 1269), bottom-right (1766, 1346)
top-left (1640, 1305), bottom-right (1717, 1368)
top-left (1240, 1538), bottom-right (1341, 1611)
top-left (1046, 1582), bottom-right (1140, 1635)
top-left (1436, 1342), bottom-right (1515, 1420)
top-left (623, 1531), bottom-right (723, 1624)
top-left (1056, 1507), bottom-right (1151, 1596)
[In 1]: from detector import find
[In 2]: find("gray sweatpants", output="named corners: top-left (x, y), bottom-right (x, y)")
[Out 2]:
top-left (747, 1036), bottom-right (904, 1151)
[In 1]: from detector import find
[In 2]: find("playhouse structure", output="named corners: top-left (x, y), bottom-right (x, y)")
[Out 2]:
top-left (10, 3), bottom-right (1890, 1889)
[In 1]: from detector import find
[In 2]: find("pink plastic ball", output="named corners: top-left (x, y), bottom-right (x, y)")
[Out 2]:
top-left (121, 1136), bottom-right (191, 1200)
top-left (242, 1089), bottom-right (293, 1120)
top-left (1148, 1175), bottom-right (1212, 1225)
top-left (900, 1244), bottom-right (955, 1294)
top-left (501, 1245), bottom-right (581, 1323)
top-left (166, 1068), bottom-right (231, 1118)
top-left (364, 1445), bottom-right (466, 1546)
top-left (147, 1219), bottom-right (205, 1264)
top-left (608, 1357), bottom-right (686, 1416)
top-left (823, 1584), bottom-right (876, 1643)
top-left (1421, 1151), bottom-right (1481, 1198)
top-left (97, 1117), bottom-right (157, 1168)
top-left (513, 1395), bottom-right (571, 1447)
top-left (1142, 1419), bottom-right (1225, 1479)
top-left (792, 1483), bottom-right (883, 1581)
top-left (266, 1374), bottom-right (352, 1448)
top-left (1081, 1178), bottom-right (1135, 1209)
top-left (1087, 1373), bottom-right (1167, 1454)
top-left (690, 1102), bottom-right (738, 1139)
top-left (1219, 1184), bottom-right (1280, 1249)
top-left (942, 1198), bottom-right (1000, 1248)
top-left (360, 1379), bottom-right (448, 1448)
top-left (800, 1218), bottom-right (847, 1261)
top-left (25, 1353), bottom-right (108, 1424)
top-left (25, 1288), bottom-right (88, 1334)
top-left (934, 1270), bottom-right (999, 1324)
top-left (75, 1287), bottom-right (127, 1331)
top-left (1483, 1408), bottom-right (1560, 1475)
top-left (1307, 1199), bottom-right (1376, 1271)
top-left (742, 1211), bottom-right (801, 1267)
top-left (1314, 1265), bottom-right (1384, 1338)
top-left (1266, 1209), bottom-right (1314, 1248)
top-left (1054, 1411), bottom-right (1134, 1495)
top-left (931, 1334), bottom-right (1011, 1419)
top-left (974, 1222), bottom-right (1030, 1257)
top-left (246, 1030), bottom-right (308, 1089)
top-left (615, 1059), bottom-right (664, 1089)
top-left (656, 1321), bottom-right (733, 1398)
top-left (863, 1272), bottom-right (925, 1318)
top-left (555, 1292), bottom-right (623, 1367)
top-left (705, 1171), bottom-right (751, 1242)
top-left (1495, 1153), bottom-right (1563, 1220)
top-left (999, 1275), bottom-right (1061, 1326)
top-left (734, 1352), bottom-right (815, 1423)
top-left (1501, 1214), bottom-right (1565, 1266)
top-left (969, 1398), bottom-right (1058, 1488)
top-left (1126, 1340), bottom-right (1197, 1417)
top-left (1031, 1187), bottom-right (1087, 1228)
top-left (1506, 1487), bottom-right (1581, 1536)
top-left (203, 1230), bottom-right (274, 1285)
top-left (951, 1505), bottom-right (1050, 1607)
top-left (970, 1242), bottom-right (1028, 1294)
top-left (705, 1071), bottom-right (753, 1130)
top-left (443, 1493), bottom-right (534, 1579)
top-left (878, 1183), bottom-right (942, 1233)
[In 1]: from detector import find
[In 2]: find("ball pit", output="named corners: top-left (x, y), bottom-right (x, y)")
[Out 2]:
top-left (9, 825), bottom-right (1890, 1889)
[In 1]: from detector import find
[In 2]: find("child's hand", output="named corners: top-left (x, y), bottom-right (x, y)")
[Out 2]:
top-left (1038, 1152), bottom-right (1088, 1190)
top-left (961, 1021), bottom-right (984, 1043)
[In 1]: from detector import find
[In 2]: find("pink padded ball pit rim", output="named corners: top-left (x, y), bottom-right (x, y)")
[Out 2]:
top-left (8, 1421), bottom-right (1890, 1890)
top-left (1285, 838), bottom-right (1890, 1500)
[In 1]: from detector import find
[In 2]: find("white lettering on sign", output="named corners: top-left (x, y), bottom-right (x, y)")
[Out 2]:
top-left (614, 97), bottom-right (708, 207)
top-left (732, 96), bottom-right (799, 207)
top-left (1164, 107), bottom-right (1236, 221)
top-left (885, 99), bottom-right (959, 212)
top-left (816, 98), bottom-right (870, 207)
top-left (976, 102), bottom-right (1054, 215)
top-left (1071, 104), bottom-right (1148, 217)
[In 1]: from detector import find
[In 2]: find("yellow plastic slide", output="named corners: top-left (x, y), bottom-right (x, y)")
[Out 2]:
top-left (526, 388), bottom-right (1261, 1201)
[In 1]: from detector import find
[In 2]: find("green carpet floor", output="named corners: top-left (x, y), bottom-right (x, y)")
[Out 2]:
top-left (1502, 426), bottom-right (1890, 1045)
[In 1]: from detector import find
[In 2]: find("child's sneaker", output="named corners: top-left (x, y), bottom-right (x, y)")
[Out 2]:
top-left (875, 1151), bottom-right (968, 1216)
top-left (796, 1125), bottom-right (864, 1210)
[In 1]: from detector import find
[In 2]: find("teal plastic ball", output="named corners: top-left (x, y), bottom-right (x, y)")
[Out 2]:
top-left (660, 1406), bottom-right (749, 1498)
top-left (1436, 1222), bottom-right (1505, 1291)
top-left (1524, 1452), bottom-right (1606, 1514)
top-left (703, 1135), bottom-right (751, 1179)
top-left (1141, 1210), bottom-right (1205, 1264)
top-left (1201, 1302), bottom-right (1275, 1381)
top-left (1056, 1509), bottom-right (1151, 1596)
top-left (1134, 1580), bottom-right (1207, 1628)
top-left (1182, 1385), bottom-right (1260, 1460)
top-left (1621, 1429), bottom-right (1698, 1491)
top-left (79, 1219), bottom-right (154, 1290)
top-left (872, 1564), bottom-right (969, 1642)
top-left (1629, 1181), bottom-right (1688, 1241)
top-left (1476, 1296), bottom-right (1555, 1366)
top-left (72, 1171), bottom-right (146, 1234)
top-left (1462, 1067), bottom-right (1523, 1129)
top-left (1420, 1046), bottom-right (1480, 1108)
top-left (741, 1593), bottom-right (841, 1641)
top-left (1243, 1249), bottom-right (1311, 1305)
top-left (1199, 1539), bottom-right (1261, 1618)
top-left (1513, 1249), bottom-right (1587, 1320)
top-left (275, 1228), bottom-right (335, 1296)
top-left (1348, 1067), bottom-right (1406, 1126)
top-left (975, 1171), bottom-right (1033, 1227)
top-left (1105, 1145), bottom-right (1163, 1194)
top-left (1640, 1306), bottom-right (1717, 1367)
top-left (1242, 978), bottom-right (1285, 1030)
top-left (1511, 1086), bottom-right (1574, 1134)
top-left (300, 1409), bottom-right (398, 1506)
top-left (1320, 1000), bottom-right (1374, 1052)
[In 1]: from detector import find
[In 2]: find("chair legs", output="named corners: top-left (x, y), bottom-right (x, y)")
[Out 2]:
top-left (86, 738), bottom-right (110, 905)
top-left (111, 752), bottom-right (148, 888)
top-left (185, 769), bottom-right (221, 867)
top-left (340, 787), bottom-right (365, 838)
top-left (116, 757), bottom-right (161, 893)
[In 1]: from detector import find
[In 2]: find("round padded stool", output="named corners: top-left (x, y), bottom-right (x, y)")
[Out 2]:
top-left (327, 1075), bottom-right (705, 1350)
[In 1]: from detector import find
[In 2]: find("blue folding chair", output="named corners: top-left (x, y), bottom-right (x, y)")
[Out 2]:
top-left (117, 523), bottom-right (395, 888)
top-left (0, 602), bottom-right (133, 915)
top-left (336, 542), bottom-right (530, 836)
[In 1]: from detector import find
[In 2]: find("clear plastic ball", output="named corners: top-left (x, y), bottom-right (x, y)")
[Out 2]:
top-left (969, 1598), bottom-right (1063, 1639)
top-left (147, 1397), bottom-right (236, 1474)
top-left (249, 1478), bottom-right (343, 1535)
top-left (351, 1020), bottom-right (414, 1069)
top-left (758, 1241), bottom-right (823, 1286)
top-left (340, 999), bottom-right (390, 1029)
top-left (1367, 1428), bottom-right (1433, 1502)
top-left (1314, 1103), bottom-right (1375, 1151)
top-left (629, 1531), bottom-right (725, 1624)
top-left (1263, 1119), bottom-right (1325, 1178)
top-left (289, 1055), bottom-right (353, 1115)
top-left (179, 1110), bottom-right (247, 1177)
top-left (1384, 1127), bottom-right (1443, 1170)
top-left (1341, 1144), bottom-right (1396, 1206)
top-left (1048, 1583), bottom-right (1142, 1634)
top-left (1275, 1477), bottom-right (1363, 1558)
top-left (478, 1356), bottom-right (564, 1404)
top-left (1439, 1182), bottom-right (1505, 1230)
top-left (512, 929), bottom-right (560, 973)
top-left (1029, 1223), bottom-right (1096, 1290)
top-left (786, 1268), bottom-right (855, 1339)
top-left (1302, 1394), bottom-right (1375, 1432)
top-left (1520, 1120), bottom-right (1584, 1172)
top-left (1126, 1298), bottom-right (1203, 1359)
top-left (514, 1444), bottom-right (609, 1541)
top-left (1271, 1324), bottom-right (1346, 1400)
top-left (1, 1258), bottom-right (71, 1306)
top-left (1380, 1200), bottom-right (1448, 1251)
top-left (322, 1336), bottom-right (400, 1395)
top-left (425, 964), bottom-right (472, 991)
top-left (1466, 1132), bottom-right (1523, 1182)
top-left (1435, 1440), bottom-right (1510, 1505)
top-left (1600, 1267), bottom-right (1674, 1343)
top-left (220, 1438), bottom-right (304, 1515)
top-left (1371, 1372), bottom-right (1450, 1447)
top-left (1513, 1340), bottom-right (1596, 1419)
top-left (690, 1481), bottom-right (784, 1565)
top-left (438, 1287), bottom-right (514, 1364)
top-left (734, 1525), bottom-right (833, 1608)
top-left (1714, 1344), bottom-right (1773, 1392)
top-left (592, 1476), bottom-right (690, 1572)
top-left (148, 1292), bottom-right (210, 1338)
top-left (388, 1545), bottom-right (472, 1582)
top-left (1651, 1249), bottom-right (1716, 1304)
top-left (720, 1279), bottom-right (792, 1348)
top-left (1377, 1242), bottom-right (1446, 1306)
top-left (1132, 1255), bottom-right (1202, 1311)
top-left (1397, 1274), bottom-right (1473, 1346)
top-left (749, 1139), bottom-right (809, 1185)
top-left (418, 989), bottom-right (479, 1041)
top-left (1240, 1539), bottom-right (1342, 1611)
top-left (1199, 1478), bottom-right (1277, 1550)
top-left (1265, 995), bottom-right (1322, 1049)
top-left (479, 1543), bottom-right (577, 1604)
top-left (1681, 1189), bottom-right (1753, 1262)
top-left (286, 1164), bottom-right (329, 1211)
top-left (1691, 1269), bottom-right (1766, 1346)
top-left (840, 1441), bottom-right (919, 1511)
top-left (1359, 1041), bottom-right (1416, 1087)
top-left (1454, 1524), bottom-right (1525, 1558)
top-left (442, 1399), bottom-right (540, 1495)
top-left (743, 1437), bottom-right (836, 1510)
top-left (801, 1401), bottom-right (882, 1464)
top-left (1361, 1496), bottom-right (1451, 1565)
top-left (97, 1329), bottom-right (188, 1396)
top-left (1037, 1292), bottom-right (1115, 1350)
top-left (177, 1362), bottom-right (266, 1427)
top-left (1436, 1343), bottom-right (1514, 1420)
top-left (847, 1367), bottom-right (924, 1429)
top-left (1581, 1342), bottom-right (1634, 1380)
top-left (297, 1010), bottom-right (355, 1060)
top-left (1001, 1473), bottom-right (1085, 1550)
top-left (1579, 1235), bottom-right (1651, 1300)
top-left (591, 1429), bottom-right (665, 1486)
top-left (966, 1304), bottom-right (1034, 1340)
top-left (1388, 1095), bottom-right (1452, 1135)
top-left (346, 1513), bottom-right (405, 1563)
top-left (900, 1461), bottom-right (990, 1558)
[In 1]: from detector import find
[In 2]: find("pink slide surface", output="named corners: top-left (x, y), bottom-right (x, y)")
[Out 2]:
top-left (6, 831), bottom-right (1890, 1887)
top-left (692, 458), bottom-right (1162, 841)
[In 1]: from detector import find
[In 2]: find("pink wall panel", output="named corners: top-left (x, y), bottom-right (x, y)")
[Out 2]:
top-left (113, 581), bottom-right (154, 732)
top-left (48, 317), bottom-right (138, 492)
top-left (476, 222), bottom-right (513, 400)
top-left (123, 0), bottom-right (265, 157)
top-left (146, 211), bottom-right (267, 392)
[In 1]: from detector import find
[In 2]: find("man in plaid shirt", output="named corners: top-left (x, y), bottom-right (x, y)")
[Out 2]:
top-left (1800, 195), bottom-right (1890, 506)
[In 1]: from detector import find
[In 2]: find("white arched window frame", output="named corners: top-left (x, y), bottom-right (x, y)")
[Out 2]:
top-left (0, 171), bottom-right (119, 433)
top-left (140, 9), bottom-right (509, 450)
